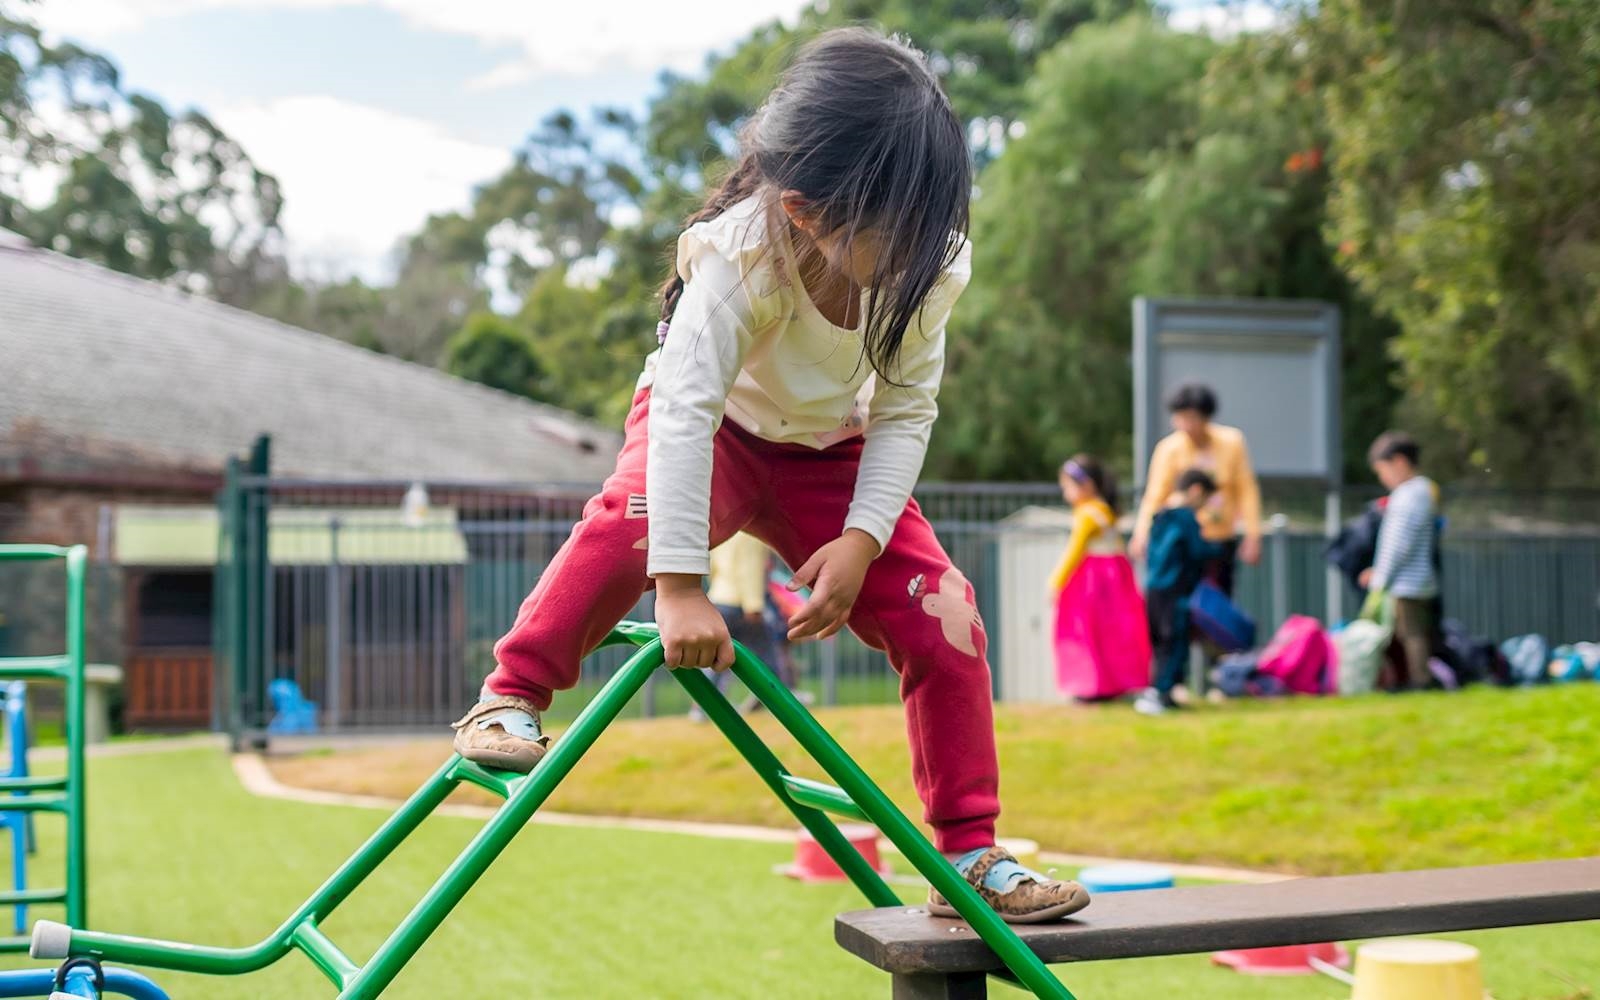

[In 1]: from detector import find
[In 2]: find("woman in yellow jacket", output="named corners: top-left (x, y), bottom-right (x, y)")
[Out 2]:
top-left (1050, 455), bottom-right (1151, 700)
top-left (1131, 383), bottom-right (1263, 596)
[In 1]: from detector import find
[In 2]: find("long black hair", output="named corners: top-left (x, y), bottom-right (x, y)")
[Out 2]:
top-left (658, 28), bottom-right (971, 383)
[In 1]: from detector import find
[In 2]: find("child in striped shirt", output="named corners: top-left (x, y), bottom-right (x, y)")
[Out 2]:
top-left (1361, 432), bottom-right (1440, 688)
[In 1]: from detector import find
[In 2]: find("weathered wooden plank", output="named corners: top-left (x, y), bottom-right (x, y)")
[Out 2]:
top-left (837, 857), bottom-right (1600, 975)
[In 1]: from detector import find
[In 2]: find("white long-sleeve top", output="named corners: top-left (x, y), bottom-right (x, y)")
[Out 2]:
top-left (640, 195), bottom-right (972, 577)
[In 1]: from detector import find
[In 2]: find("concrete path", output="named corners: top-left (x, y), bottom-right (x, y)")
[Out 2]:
top-left (232, 753), bottom-right (1290, 884)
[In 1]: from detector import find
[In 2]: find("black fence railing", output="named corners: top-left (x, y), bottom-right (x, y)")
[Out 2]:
top-left (214, 474), bottom-right (1600, 738)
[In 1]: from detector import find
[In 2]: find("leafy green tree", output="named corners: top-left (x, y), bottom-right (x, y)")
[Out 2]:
top-left (0, 2), bottom-right (282, 290)
top-left (402, 109), bottom-right (643, 301)
top-left (1305, 0), bottom-right (1600, 485)
top-left (445, 313), bottom-right (545, 399)
top-left (1132, 28), bottom-right (1400, 483)
top-left (930, 17), bottom-right (1216, 479)
top-left (517, 266), bottom-right (641, 423)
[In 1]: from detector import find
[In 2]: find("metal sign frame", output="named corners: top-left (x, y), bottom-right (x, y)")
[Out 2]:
top-left (1133, 296), bottom-right (1344, 625)
top-left (1133, 296), bottom-right (1342, 488)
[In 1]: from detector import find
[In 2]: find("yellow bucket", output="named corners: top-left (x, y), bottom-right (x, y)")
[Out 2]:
top-left (1350, 940), bottom-right (1484, 1000)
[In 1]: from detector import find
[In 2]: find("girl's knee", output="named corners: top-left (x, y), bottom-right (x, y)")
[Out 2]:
top-left (580, 487), bottom-right (651, 553)
top-left (870, 564), bottom-right (987, 664)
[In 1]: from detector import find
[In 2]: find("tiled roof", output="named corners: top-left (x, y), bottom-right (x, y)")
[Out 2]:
top-left (0, 232), bottom-right (620, 483)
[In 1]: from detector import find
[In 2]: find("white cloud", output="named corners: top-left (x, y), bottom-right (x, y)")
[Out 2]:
top-left (1168, 2), bottom-right (1285, 37)
top-left (34, 0), bottom-right (810, 81)
top-left (30, 0), bottom-right (340, 37)
top-left (462, 60), bottom-right (540, 94)
top-left (212, 95), bottom-right (510, 282)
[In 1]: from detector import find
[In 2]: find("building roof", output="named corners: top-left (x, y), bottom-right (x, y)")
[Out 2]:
top-left (0, 231), bottom-right (621, 484)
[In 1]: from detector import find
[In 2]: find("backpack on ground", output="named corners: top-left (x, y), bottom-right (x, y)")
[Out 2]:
top-left (1189, 581), bottom-right (1257, 652)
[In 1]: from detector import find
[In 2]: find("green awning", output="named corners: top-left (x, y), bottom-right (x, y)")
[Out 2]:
top-left (115, 505), bottom-right (469, 567)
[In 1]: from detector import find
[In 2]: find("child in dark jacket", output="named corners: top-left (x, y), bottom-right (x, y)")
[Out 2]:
top-left (1137, 469), bottom-right (1225, 715)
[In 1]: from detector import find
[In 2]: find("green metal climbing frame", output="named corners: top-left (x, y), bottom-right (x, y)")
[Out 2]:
top-left (33, 622), bottom-right (1075, 998)
top-left (0, 544), bottom-right (90, 952)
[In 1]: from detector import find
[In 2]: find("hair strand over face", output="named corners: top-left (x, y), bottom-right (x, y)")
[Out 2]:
top-left (658, 28), bottom-right (971, 386)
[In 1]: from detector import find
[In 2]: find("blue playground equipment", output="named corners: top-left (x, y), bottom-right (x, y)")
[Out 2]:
top-left (0, 960), bottom-right (168, 999)
top-left (2, 681), bottom-right (39, 935)
top-left (1075, 864), bottom-right (1175, 895)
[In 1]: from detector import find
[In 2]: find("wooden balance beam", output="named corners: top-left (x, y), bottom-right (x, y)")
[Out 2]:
top-left (835, 857), bottom-right (1600, 999)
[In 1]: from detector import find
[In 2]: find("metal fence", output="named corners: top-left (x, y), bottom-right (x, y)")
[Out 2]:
top-left (215, 471), bottom-right (1600, 740)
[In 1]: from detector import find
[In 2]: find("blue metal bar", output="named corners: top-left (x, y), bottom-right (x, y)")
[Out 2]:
top-left (0, 966), bottom-right (170, 999)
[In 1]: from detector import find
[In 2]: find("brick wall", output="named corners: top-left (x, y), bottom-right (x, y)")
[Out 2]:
top-left (0, 482), bottom-right (210, 663)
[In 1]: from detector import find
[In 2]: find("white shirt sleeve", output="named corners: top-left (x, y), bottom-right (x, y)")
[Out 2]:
top-left (843, 324), bottom-right (945, 550)
top-left (646, 252), bottom-right (759, 577)
top-left (844, 241), bottom-right (970, 550)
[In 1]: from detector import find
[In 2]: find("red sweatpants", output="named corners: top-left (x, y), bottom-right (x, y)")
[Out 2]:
top-left (489, 391), bottom-right (1000, 852)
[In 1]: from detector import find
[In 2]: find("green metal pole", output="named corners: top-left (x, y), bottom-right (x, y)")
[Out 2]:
top-left (338, 640), bottom-right (665, 1000)
top-left (727, 643), bottom-right (1077, 1000)
top-left (672, 667), bottom-right (900, 908)
top-left (249, 437), bottom-right (271, 737)
top-left (63, 544), bottom-right (87, 931)
top-left (53, 755), bottom-right (462, 975)
top-left (297, 756), bottom-right (461, 922)
top-left (214, 457), bottom-right (238, 740)
top-left (221, 455), bottom-right (249, 748)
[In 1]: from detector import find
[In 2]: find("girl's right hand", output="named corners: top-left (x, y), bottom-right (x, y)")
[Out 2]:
top-left (655, 575), bottom-right (735, 670)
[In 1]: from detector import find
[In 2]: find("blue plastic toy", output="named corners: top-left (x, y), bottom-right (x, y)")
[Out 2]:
top-left (267, 679), bottom-right (319, 735)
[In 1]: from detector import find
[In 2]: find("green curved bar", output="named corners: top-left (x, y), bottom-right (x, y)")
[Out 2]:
top-left (36, 623), bottom-right (1076, 999)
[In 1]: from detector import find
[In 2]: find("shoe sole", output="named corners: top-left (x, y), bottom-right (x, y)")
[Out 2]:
top-left (455, 742), bottom-right (546, 774)
top-left (926, 888), bottom-right (1091, 924)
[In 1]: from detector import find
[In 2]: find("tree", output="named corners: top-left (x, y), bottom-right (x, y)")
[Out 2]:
top-left (401, 108), bottom-right (644, 303)
top-left (378, 252), bottom-right (488, 365)
top-left (445, 313), bottom-right (545, 400)
top-left (1304, 0), bottom-right (1600, 485)
top-left (1131, 28), bottom-right (1400, 484)
top-left (517, 266), bottom-right (640, 423)
top-left (0, 2), bottom-right (283, 291)
top-left (240, 272), bottom-right (387, 353)
top-left (929, 17), bottom-right (1217, 480)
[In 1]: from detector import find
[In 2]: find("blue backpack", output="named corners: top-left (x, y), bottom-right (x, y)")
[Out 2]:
top-left (1189, 581), bottom-right (1257, 652)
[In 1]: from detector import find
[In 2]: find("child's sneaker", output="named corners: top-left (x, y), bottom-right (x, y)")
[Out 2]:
top-left (926, 846), bottom-right (1090, 924)
top-left (451, 696), bottom-right (548, 772)
top-left (1134, 688), bottom-right (1178, 716)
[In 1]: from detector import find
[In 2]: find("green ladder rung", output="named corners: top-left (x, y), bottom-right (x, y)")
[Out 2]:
top-left (780, 774), bottom-right (870, 822)
top-left (448, 758), bottom-right (526, 799)
top-left (291, 921), bottom-right (361, 990)
top-left (0, 935), bottom-right (32, 954)
top-left (0, 656), bottom-right (72, 679)
top-left (0, 888), bottom-right (67, 906)
top-left (0, 776), bottom-right (69, 794)
top-left (0, 793), bottom-right (68, 813)
top-left (0, 546), bottom-right (72, 562)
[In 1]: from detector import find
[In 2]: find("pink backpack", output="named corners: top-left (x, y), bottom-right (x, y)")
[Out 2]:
top-left (1257, 615), bottom-right (1336, 695)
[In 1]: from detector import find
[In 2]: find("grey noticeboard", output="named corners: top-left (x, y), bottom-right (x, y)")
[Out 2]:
top-left (1133, 297), bottom-right (1342, 488)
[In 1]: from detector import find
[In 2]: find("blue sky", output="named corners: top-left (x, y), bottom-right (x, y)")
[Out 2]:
top-left (29, 0), bottom-right (1269, 282)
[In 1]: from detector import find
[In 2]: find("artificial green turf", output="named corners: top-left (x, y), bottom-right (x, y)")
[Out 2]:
top-left (0, 748), bottom-right (1596, 998)
top-left (283, 683), bottom-right (1600, 877)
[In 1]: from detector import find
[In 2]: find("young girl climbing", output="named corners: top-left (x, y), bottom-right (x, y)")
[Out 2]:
top-left (1048, 455), bottom-right (1150, 701)
top-left (450, 27), bottom-right (1087, 924)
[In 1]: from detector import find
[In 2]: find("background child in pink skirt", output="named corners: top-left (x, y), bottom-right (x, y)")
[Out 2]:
top-left (1049, 455), bottom-right (1150, 700)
